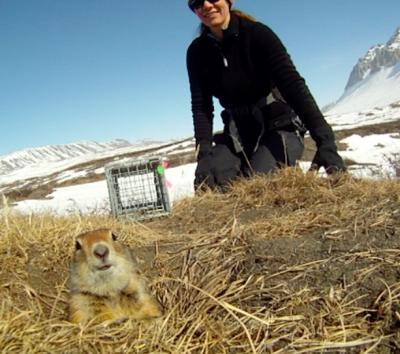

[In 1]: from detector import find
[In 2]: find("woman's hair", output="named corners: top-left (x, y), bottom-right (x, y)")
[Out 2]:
top-left (231, 9), bottom-right (256, 22)
top-left (199, 8), bottom-right (256, 34)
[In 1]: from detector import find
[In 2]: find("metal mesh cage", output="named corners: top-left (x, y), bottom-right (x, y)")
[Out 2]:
top-left (105, 156), bottom-right (171, 221)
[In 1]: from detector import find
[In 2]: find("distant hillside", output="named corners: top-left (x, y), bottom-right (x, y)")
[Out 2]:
top-left (328, 27), bottom-right (400, 115)
top-left (0, 139), bottom-right (167, 175)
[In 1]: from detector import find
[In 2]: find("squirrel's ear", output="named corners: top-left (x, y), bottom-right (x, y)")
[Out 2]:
top-left (111, 233), bottom-right (117, 241)
top-left (75, 240), bottom-right (82, 250)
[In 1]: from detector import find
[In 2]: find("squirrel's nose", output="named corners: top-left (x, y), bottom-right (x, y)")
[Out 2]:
top-left (93, 244), bottom-right (109, 260)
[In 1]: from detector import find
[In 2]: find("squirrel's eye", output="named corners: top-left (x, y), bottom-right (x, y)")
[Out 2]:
top-left (111, 233), bottom-right (117, 241)
top-left (75, 241), bottom-right (82, 250)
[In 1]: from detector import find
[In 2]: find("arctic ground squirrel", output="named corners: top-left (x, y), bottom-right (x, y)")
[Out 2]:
top-left (69, 229), bottom-right (161, 324)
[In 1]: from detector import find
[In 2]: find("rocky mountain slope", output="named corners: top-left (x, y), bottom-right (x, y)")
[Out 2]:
top-left (345, 27), bottom-right (400, 90)
top-left (328, 27), bottom-right (400, 115)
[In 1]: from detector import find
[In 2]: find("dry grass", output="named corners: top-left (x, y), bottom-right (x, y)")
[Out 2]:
top-left (1, 168), bottom-right (399, 353)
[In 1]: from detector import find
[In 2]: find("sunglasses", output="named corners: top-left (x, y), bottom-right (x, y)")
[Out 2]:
top-left (188, 0), bottom-right (220, 11)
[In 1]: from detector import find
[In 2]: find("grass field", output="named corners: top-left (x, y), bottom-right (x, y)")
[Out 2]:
top-left (1, 169), bottom-right (399, 353)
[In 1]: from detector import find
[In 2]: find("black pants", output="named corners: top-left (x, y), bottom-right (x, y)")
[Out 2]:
top-left (194, 130), bottom-right (304, 190)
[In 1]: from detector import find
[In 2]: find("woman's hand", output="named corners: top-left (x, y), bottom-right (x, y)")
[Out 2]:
top-left (194, 142), bottom-right (215, 190)
top-left (310, 142), bottom-right (346, 174)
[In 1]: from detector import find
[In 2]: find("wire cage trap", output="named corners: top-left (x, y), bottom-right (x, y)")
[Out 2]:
top-left (105, 156), bottom-right (171, 221)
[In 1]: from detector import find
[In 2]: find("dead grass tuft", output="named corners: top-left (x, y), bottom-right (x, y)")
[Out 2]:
top-left (1, 169), bottom-right (399, 353)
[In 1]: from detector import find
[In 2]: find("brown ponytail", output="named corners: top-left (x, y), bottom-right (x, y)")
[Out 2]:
top-left (230, 9), bottom-right (256, 22)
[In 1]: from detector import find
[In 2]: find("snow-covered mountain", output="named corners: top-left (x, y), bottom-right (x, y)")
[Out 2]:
top-left (327, 27), bottom-right (400, 115)
top-left (0, 139), bottom-right (166, 175)
top-left (0, 136), bottom-right (195, 196)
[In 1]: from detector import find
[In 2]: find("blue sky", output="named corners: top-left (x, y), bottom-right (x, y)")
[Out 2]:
top-left (0, 0), bottom-right (399, 156)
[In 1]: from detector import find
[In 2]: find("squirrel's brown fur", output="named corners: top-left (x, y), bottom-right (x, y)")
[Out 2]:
top-left (69, 229), bottom-right (161, 324)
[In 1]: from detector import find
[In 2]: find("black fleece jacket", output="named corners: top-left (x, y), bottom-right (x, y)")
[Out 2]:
top-left (186, 14), bottom-right (335, 150)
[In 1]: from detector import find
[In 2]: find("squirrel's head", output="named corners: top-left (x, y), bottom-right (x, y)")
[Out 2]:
top-left (73, 229), bottom-right (128, 273)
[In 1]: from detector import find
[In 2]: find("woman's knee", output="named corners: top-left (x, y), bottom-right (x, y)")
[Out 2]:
top-left (265, 131), bottom-right (304, 167)
top-left (248, 145), bottom-right (278, 174)
top-left (278, 130), bottom-right (304, 166)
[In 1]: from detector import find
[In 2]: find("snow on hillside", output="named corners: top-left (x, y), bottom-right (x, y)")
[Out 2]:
top-left (0, 139), bottom-right (168, 175)
top-left (1, 107), bottom-right (399, 216)
top-left (11, 130), bottom-right (400, 216)
top-left (0, 138), bottom-right (193, 190)
top-left (2, 118), bottom-right (399, 216)
top-left (340, 133), bottom-right (400, 176)
top-left (12, 163), bottom-right (198, 215)
top-left (327, 64), bottom-right (400, 115)
top-left (328, 26), bottom-right (400, 115)
top-left (326, 101), bottom-right (400, 130)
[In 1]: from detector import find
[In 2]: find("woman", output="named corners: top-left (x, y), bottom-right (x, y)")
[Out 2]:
top-left (186, 0), bottom-right (346, 190)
